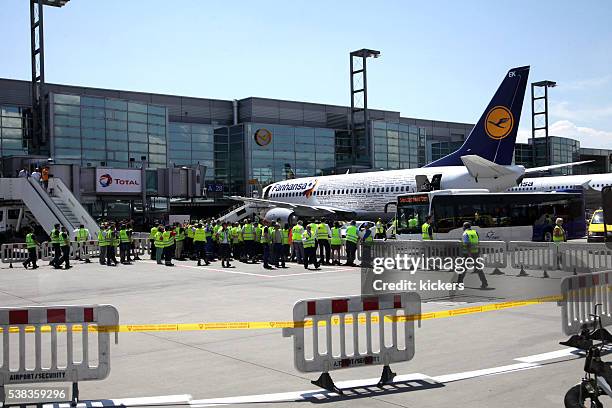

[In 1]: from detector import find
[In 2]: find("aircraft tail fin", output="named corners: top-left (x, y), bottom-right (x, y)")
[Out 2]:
top-left (426, 66), bottom-right (530, 167)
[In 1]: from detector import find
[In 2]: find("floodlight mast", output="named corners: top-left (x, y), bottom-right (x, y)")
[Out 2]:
top-left (29, 0), bottom-right (70, 149)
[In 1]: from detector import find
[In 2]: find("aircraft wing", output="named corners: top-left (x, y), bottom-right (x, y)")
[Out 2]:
top-left (229, 196), bottom-right (356, 218)
top-left (461, 155), bottom-right (517, 178)
top-left (524, 160), bottom-right (594, 174)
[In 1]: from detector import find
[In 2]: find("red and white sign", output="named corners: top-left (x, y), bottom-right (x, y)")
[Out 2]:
top-left (95, 168), bottom-right (142, 194)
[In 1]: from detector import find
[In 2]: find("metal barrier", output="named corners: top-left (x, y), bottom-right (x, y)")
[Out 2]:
top-left (559, 270), bottom-right (612, 335)
top-left (283, 292), bottom-right (421, 394)
top-left (0, 243), bottom-right (34, 268)
top-left (558, 243), bottom-right (612, 274)
top-left (507, 241), bottom-right (557, 274)
top-left (0, 304), bottom-right (119, 405)
top-left (479, 241), bottom-right (508, 270)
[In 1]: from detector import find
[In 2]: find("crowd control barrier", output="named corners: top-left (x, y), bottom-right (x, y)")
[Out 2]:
top-left (283, 292), bottom-right (421, 394)
top-left (0, 304), bottom-right (119, 406)
top-left (559, 270), bottom-right (612, 335)
top-left (506, 241), bottom-right (558, 275)
top-left (557, 243), bottom-right (612, 275)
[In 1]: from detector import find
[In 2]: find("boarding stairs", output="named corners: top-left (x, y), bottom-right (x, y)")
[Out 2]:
top-left (0, 177), bottom-right (99, 239)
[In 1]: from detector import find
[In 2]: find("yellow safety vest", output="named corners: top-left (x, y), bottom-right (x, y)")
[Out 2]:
top-left (317, 223), bottom-right (329, 240)
top-left (292, 225), bottom-right (303, 241)
top-left (553, 225), bottom-right (565, 242)
top-left (463, 229), bottom-right (479, 255)
top-left (77, 228), bottom-right (89, 242)
top-left (421, 223), bottom-right (432, 240)
top-left (331, 227), bottom-right (342, 245)
top-left (345, 225), bottom-right (358, 243)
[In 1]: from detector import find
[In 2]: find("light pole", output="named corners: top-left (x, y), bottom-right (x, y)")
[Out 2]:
top-left (531, 80), bottom-right (557, 167)
top-left (349, 48), bottom-right (380, 167)
top-left (29, 0), bottom-right (71, 149)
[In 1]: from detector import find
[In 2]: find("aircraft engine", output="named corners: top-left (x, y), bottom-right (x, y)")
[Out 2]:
top-left (264, 208), bottom-right (297, 225)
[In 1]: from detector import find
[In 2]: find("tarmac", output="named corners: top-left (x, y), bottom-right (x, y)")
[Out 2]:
top-left (0, 250), bottom-right (598, 407)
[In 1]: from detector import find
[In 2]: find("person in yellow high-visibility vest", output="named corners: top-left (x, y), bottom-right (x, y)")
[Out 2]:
top-left (155, 226), bottom-right (165, 265)
top-left (344, 221), bottom-right (359, 267)
top-left (149, 224), bottom-right (159, 260)
top-left (330, 221), bottom-right (343, 265)
top-left (421, 216), bottom-right (433, 240)
top-left (76, 224), bottom-right (91, 263)
top-left (23, 226), bottom-right (39, 269)
top-left (241, 219), bottom-right (256, 263)
top-left (375, 218), bottom-right (385, 239)
top-left (316, 220), bottom-right (331, 265)
top-left (458, 222), bottom-right (488, 289)
top-left (291, 221), bottom-right (305, 264)
top-left (553, 217), bottom-right (567, 269)
top-left (119, 224), bottom-right (131, 264)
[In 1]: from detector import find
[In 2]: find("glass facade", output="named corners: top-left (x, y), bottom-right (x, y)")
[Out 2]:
top-left (429, 141), bottom-right (463, 163)
top-left (50, 93), bottom-right (168, 168)
top-left (531, 136), bottom-right (580, 175)
top-left (0, 105), bottom-right (29, 158)
top-left (168, 122), bottom-right (215, 181)
top-left (245, 123), bottom-right (335, 186)
top-left (372, 121), bottom-right (426, 169)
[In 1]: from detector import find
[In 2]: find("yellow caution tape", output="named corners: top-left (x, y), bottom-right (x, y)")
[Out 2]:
top-left (0, 294), bottom-right (563, 334)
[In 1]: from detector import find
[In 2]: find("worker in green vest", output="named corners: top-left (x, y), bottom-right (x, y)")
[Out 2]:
top-left (291, 221), bottom-right (304, 264)
top-left (119, 224), bottom-right (131, 264)
top-left (231, 222), bottom-right (242, 262)
top-left (23, 226), bottom-right (39, 269)
top-left (193, 223), bottom-right (210, 266)
top-left (375, 218), bottom-right (385, 239)
top-left (553, 217), bottom-right (567, 269)
top-left (57, 226), bottom-right (72, 269)
top-left (155, 226), bottom-right (165, 264)
top-left (242, 219), bottom-right (255, 263)
top-left (185, 222), bottom-right (195, 259)
top-left (254, 221), bottom-right (263, 262)
top-left (330, 221), bottom-right (343, 265)
top-left (98, 223), bottom-right (109, 266)
top-left (261, 224), bottom-right (272, 269)
top-left (163, 225), bottom-right (176, 266)
top-left (408, 214), bottom-right (419, 231)
top-left (360, 223), bottom-right (374, 268)
top-left (282, 223), bottom-right (290, 264)
top-left (107, 224), bottom-right (119, 266)
top-left (344, 221), bottom-right (359, 267)
top-left (302, 225), bottom-right (319, 270)
top-left (421, 215), bottom-right (433, 240)
top-left (49, 223), bottom-right (62, 268)
top-left (174, 223), bottom-right (186, 261)
top-left (316, 221), bottom-right (331, 265)
top-left (149, 224), bottom-right (159, 260)
top-left (76, 224), bottom-right (91, 263)
top-left (459, 222), bottom-right (488, 289)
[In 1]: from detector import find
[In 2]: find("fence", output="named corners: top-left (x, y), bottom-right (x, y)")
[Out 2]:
top-left (283, 292), bottom-right (421, 394)
top-left (559, 270), bottom-right (612, 335)
top-left (0, 304), bottom-right (119, 405)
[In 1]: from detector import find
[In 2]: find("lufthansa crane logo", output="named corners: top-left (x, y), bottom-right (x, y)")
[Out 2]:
top-left (254, 128), bottom-right (272, 147)
top-left (303, 179), bottom-right (318, 198)
top-left (485, 106), bottom-right (514, 140)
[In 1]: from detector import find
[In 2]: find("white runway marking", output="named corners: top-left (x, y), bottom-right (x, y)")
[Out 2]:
top-left (43, 394), bottom-right (192, 407)
top-left (187, 347), bottom-right (583, 406)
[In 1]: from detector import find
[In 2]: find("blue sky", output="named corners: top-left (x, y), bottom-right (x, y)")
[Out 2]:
top-left (2, 0), bottom-right (611, 147)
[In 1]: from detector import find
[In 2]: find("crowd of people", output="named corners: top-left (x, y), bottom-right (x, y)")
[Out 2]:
top-left (146, 218), bottom-right (375, 270)
top-left (19, 217), bottom-right (379, 271)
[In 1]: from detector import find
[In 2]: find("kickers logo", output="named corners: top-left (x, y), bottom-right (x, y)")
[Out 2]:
top-left (485, 106), bottom-right (514, 140)
top-left (99, 174), bottom-right (113, 187)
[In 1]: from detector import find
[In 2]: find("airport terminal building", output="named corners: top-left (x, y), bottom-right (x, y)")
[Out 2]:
top-left (1, 77), bottom-right (610, 216)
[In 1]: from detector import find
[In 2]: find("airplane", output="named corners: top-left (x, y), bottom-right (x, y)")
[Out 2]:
top-left (230, 66), bottom-right (590, 222)
top-left (508, 173), bottom-right (612, 193)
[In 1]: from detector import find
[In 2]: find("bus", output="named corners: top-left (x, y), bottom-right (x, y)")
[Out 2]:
top-left (395, 189), bottom-right (586, 241)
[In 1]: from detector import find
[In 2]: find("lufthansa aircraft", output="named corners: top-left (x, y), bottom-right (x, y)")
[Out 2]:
top-left (232, 66), bottom-right (589, 221)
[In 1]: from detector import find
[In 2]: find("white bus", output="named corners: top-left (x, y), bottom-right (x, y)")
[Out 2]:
top-left (395, 189), bottom-right (586, 241)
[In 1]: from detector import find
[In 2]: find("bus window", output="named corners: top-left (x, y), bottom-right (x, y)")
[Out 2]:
top-left (431, 196), bottom-right (455, 233)
top-left (396, 194), bottom-right (430, 234)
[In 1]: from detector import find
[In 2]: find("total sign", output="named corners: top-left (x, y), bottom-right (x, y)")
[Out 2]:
top-left (95, 168), bottom-right (142, 194)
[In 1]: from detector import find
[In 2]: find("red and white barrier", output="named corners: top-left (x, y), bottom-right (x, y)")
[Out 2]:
top-left (283, 292), bottom-right (421, 394)
top-left (0, 304), bottom-right (119, 405)
top-left (559, 271), bottom-right (612, 335)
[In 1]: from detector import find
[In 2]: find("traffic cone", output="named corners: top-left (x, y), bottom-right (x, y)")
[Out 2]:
top-left (517, 265), bottom-right (529, 277)
top-left (542, 270), bottom-right (550, 279)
